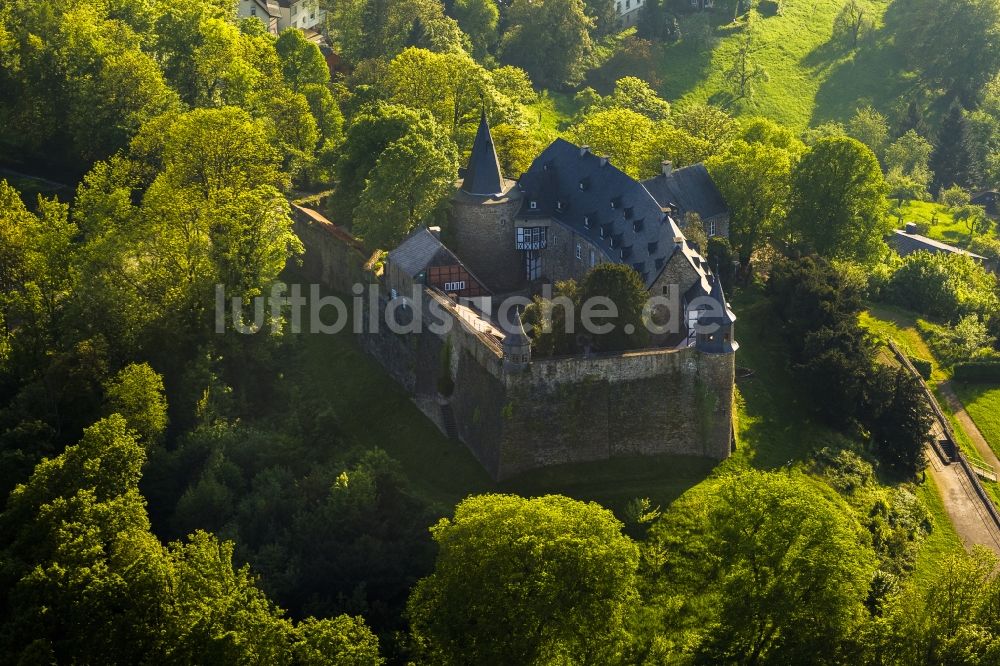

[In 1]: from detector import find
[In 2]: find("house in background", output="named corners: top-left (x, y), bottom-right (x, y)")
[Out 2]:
top-left (237, 0), bottom-right (280, 34)
top-left (278, 0), bottom-right (326, 31)
top-left (890, 223), bottom-right (994, 271)
top-left (616, 0), bottom-right (645, 27)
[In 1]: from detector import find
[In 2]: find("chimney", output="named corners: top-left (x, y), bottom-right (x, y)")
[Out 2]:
top-left (673, 235), bottom-right (684, 245)
top-left (580, 145), bottom-right (590, 157)
top-left (662, 160), bottom-right (673, 177)
top-left (428, 226), bottom-right (441, 238)
top-left (904, 222), bottom-right (917, 234)
top-left (600, 155), bottom-right (610, 167)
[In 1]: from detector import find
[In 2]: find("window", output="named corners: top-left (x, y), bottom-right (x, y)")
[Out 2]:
top-left (708, 220), bottom-right (717, 237)
top-left (584, 215), bottom-right (591, 228)
top-left (251, 7), bottom-right (257, 14)
top-left (443, 281), bottom-right (466, 292)
top-left (589, 250), bottom-right (596, 267)
top-left (555, 201), bottom-right (563, 212)
top-left (626, 0), bottom-right (630, 8)
top-left (576, 243), bottom-right (582, 260)
top-left (529, 200), bottom-right (538, 210)
top-left (516, 226), bottom-right (547, 250)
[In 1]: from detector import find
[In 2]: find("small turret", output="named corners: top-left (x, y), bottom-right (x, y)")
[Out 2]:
top-left (461, 110), bottom-right (504, 197)
top-left (696, 273), bottom-right (737, 354)
top-left (502, 309), bottom-right (532, 371)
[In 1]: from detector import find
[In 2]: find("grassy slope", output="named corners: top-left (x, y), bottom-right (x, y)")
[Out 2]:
top-left (892, 200), bottom-right (969, 248)
top-left (292, 277), bottom-right (965, 568)
top-left (657, 0), bottom-right (905, 130)
top-left (954, 384), bottom-right (1000, 460)
top-left (860, 305), bottom-right (1000, 500)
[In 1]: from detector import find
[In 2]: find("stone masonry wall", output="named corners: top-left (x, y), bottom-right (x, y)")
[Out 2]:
top-left (296, 209), bottom-right (735, 481)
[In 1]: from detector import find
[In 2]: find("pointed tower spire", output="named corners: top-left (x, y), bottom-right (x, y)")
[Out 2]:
top-left (461, 109), bottom-right (504, 196)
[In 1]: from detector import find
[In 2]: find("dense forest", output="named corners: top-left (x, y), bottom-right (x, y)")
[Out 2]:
top-left (3, 0), bottom-right (1000, 663)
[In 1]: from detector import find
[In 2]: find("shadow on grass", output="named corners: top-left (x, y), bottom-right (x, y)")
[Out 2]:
top-left (806, 1), bottom-right (915, 124)
top-left (730, 287), bottom-right (858, 470)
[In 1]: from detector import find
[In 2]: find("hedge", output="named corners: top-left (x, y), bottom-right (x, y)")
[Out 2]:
top-left (909, 356), bottom-right (933, 380)
top-left (953, 362), bottom-right (1000, 382)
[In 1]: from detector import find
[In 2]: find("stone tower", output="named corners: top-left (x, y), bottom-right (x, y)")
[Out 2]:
top-left (449, 110), bottom-right (523, 292)
top-left (502, 309), bottom-right (532, 372)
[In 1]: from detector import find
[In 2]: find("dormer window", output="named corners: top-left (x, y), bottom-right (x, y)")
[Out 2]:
top-left (610, 196), bottom-right (621, 209)
top-left (529, 200), bottom-right (537, 210)
top-left (624, 206), bottom-right (633, 219)
top-left (633, 218), bottom-right (644, 232)
top-left (579, 178), bottom-right (589, 191)
top-left (584, 215), bottom-right (591, 228)
top-left (555, 200), bottom-right (564, 212)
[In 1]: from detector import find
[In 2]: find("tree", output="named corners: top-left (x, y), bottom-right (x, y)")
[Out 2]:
top-left (707, 139), bottom-right (794, 267)
top-left (579, 263), bottom-right (649, 351)
top-left (867, 366), bottom-right (932, 478)
top-left (103, 363), bottom-right (169, 445)
top-left (569, 107), bottom-right (657, 178)
top-left (590, 76), bottom-right (672, 121)
top-left (955, 203), bottom-right (992, 241)
top-left (408, 494), bottom-right (640, 664)
top-left (847, 105), bottom-right (889, 160)
top-left (931, 100), bottom-right (972, 191)
top-left (884, 130), bottom-right (933, 190)
top-left (833, 0), bottom-right (873, 49)
top-left (275, 28), bottom-right (330, 91)
top-left (385, 48), bottom-right (526, 149)
top-left (491, 123), bottom-right (541, 175)
top-left (448, 0), bottom-right (498, 58)
top-left (898, 0), bottom-right (1000, 105)
top-left (326, 0), bottom-right (469, 63)
top-left (342, 107), bottom-right (458, 247)
top-left (500, 0), bottom-right (594, 88)
top-left (292, 616), bottom-right (384, 665)
top-left (787, 136), bottom-right (891, 262)
top-left (724, 11), bottom-right (768, 101)
top-left (651, 471), bottom-right (876, 664)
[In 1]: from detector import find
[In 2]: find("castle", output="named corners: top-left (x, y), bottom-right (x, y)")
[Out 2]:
top-left (297, 112), bottom-right (738, 480)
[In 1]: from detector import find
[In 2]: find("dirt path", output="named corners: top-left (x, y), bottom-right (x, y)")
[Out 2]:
top-left (939, 380), bottom-right (1000, 472)
top-left (926, 447), bottom-right (1000, 554)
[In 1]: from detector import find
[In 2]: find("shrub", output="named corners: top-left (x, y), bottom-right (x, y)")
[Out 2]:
top-left (918, 315), bottom-right (996, 366)
top-left (954, 361), bottom-right (1000, 382)
top-left (909, 356), bottom-right (933, 379)
top-left (886, 251), bottom-right (1000, 323)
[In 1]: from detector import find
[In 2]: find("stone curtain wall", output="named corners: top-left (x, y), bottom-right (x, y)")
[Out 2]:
top-left (494, 347), bottom-right (734, 478)
top-left (291, 206), bottom-right (371, 292)
top-left (294, 211), bottom-right (735, 481)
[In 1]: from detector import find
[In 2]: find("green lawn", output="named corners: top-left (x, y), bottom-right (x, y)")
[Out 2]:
top-left (730, 287), bottom-right (857, 469)
top-left (891, 200), bottom-right (969, 248)
top-left (910, 472), bottom-right (965, 588)
top-left (860, 304), bottom-right (947, 382)
top-left (657, 0), bottom-right (904, 130)
top-left (953, 384), bottom-right (1000, 462)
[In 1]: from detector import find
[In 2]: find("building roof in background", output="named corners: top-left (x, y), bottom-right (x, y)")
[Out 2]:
top-left (460, 111), bottom-right (505, 197)
top-left (642, 163), bottom-right (728, 221)
top-left (516, 138), bottom-right (688, 288)
top-left (890, 229), bottom-right (987, 261)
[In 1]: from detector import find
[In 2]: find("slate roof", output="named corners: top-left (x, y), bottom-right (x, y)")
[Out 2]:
top-left (890, 229), bottom-right (987, 261)
top-left (516, 138), bottom-right (686, 288)
top-left (388, 227), bottom-right (492, 292)
top-left (460, 111), bottom-right (505, 197)
top-left (642, 163), bottom-right (728, 220)
top-left (699, 273), bottom-right (737, 327)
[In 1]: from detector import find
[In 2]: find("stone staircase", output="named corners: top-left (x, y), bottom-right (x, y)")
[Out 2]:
top-left (440, 403), bottom-right (458, 439)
